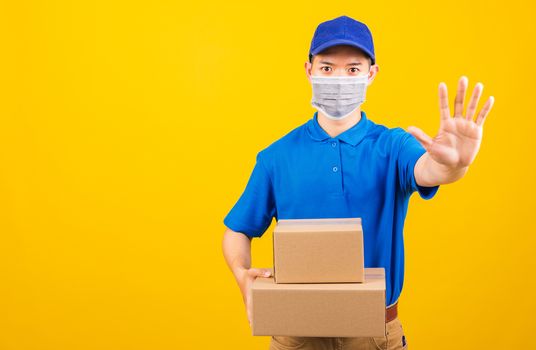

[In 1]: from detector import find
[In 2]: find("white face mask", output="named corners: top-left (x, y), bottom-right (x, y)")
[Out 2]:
top-left (310, 74), bottom-right (369, 120)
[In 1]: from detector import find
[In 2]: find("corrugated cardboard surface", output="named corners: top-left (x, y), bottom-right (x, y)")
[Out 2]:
top-left (273, 217), bottom-right (364, 283)
top-left (252, 268), bottom-right (386, 337)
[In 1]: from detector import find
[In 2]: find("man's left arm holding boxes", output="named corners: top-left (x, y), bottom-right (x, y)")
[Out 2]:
top-left (222, 149), bottom-right (275, 327)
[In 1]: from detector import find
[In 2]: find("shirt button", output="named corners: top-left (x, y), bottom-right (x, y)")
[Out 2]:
top-left (332, 166), bottom-right (338, 172)
top-left (331, 142), bottom-right (337, 147)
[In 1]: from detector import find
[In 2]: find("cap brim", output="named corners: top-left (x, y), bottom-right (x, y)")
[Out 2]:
top-left (310, 39), bottom-right (375, 64)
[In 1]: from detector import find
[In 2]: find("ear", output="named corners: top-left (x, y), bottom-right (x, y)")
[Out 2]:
top-left (304, 61), bottom-right (313, 83)
top-left (367, 64), bottom-right (379, 85)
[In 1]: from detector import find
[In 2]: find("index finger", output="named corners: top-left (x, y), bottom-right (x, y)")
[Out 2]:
top-left (439, 82), bottom-right (450, 123)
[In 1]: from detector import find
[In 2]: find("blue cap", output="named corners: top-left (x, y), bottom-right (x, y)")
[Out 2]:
top-left (309, 16), bottom-right (375, 65)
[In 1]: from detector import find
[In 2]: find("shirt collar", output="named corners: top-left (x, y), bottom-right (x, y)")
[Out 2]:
top-left (306, 110), bottom-right (370, 146)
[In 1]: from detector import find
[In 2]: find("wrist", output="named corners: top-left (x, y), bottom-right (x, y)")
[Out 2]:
top-left (233, 266), bottom-right (248, 287)
top-left (422, 153), bottom-right (470, 185)
top-left (445, 163), bottom-right (469, 177)
top-left (435, 160), bottom-right (469, 183)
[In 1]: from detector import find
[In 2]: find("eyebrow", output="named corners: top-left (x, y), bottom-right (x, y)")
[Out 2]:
top-left (318, 61), bottom-right (362, 66)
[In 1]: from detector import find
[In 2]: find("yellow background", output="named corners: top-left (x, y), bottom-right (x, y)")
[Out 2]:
top-left (1, 1), bottom-right (534, 349)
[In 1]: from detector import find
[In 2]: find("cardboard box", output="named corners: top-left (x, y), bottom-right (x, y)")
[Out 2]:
top-left (252, 267), bottom-right (386, 337)
top-left (273, 217), bottom-right (364, 283)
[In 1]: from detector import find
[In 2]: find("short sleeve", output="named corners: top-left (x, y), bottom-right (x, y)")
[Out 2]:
top-left (397, 131), bottom-right (440, 199)
top-left (223, 151), bottom-right (276, 238)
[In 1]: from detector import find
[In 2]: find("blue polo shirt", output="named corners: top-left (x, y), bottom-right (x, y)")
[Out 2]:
top-left (223, 110), bottom-right (440, 307)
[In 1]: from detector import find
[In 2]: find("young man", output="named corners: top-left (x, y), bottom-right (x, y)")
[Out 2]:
top-left (222, 15), bottom-right (494, 350)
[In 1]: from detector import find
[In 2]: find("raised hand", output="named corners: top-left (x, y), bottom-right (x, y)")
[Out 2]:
top-left (407, 76), bottom-right (494, 169)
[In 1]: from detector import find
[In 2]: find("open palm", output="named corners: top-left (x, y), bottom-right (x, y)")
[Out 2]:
top-left (407, 76), bottom-right (495, 168)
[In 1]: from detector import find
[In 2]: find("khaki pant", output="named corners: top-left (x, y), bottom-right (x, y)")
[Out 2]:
top-left (269, 316), bottom-right (407, 350)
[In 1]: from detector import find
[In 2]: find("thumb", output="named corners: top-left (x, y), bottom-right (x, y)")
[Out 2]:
top-left (247, 268), bottom-right (272, 278)
top-left (407, 126), bottom-right (433, 151)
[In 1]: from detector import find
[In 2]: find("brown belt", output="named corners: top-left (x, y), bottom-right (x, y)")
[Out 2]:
top-left (386, 301), bottom-right (398, 323)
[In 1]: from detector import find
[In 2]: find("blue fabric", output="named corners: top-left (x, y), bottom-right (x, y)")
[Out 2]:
top-left (309, 15), bottom-right (376, 65)
top-left (223, 110), bottom-right (440, 306)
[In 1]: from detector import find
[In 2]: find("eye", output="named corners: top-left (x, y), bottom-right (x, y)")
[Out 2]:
top-left (320, 66), bottom-right (332, 72)
top-left (349, 67), bottom-right (360, 73)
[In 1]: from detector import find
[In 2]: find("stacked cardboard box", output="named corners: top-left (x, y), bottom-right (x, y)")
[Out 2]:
top-left (251, 217), bottom-right (386, 337)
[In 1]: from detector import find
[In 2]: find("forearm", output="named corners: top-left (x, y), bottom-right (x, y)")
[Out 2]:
top-left (414, 152), bottom-right (469, 187)
top-left (222, 228), bottom-right (252, 295)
